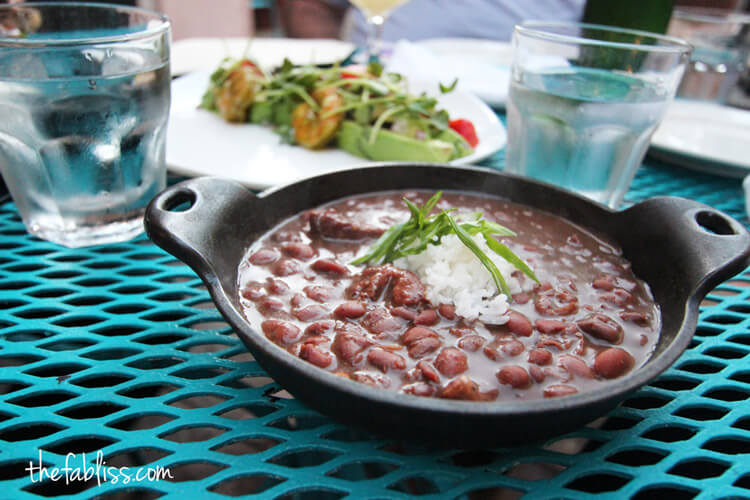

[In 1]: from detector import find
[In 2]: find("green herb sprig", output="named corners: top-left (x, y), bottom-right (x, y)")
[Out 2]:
top-left (351, 192), bottom-right (538, 299)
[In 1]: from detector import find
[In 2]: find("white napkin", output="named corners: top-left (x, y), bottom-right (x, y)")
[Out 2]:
top-left (385, 39), bottom-right (511, 108)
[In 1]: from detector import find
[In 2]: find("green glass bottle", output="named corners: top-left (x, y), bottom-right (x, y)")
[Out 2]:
top-left (583, 0), bottom-right (674, 34)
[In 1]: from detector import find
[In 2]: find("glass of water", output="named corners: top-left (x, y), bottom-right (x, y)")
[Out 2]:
top-left (0, 2), bottom-right (170, 247)
top-left (667, 8), bottom-right (750, 103)
top-left (505, 22), bottom-right (691, 209)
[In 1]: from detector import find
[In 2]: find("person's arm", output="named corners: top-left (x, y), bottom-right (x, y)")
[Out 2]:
top-left (277, 0), bottom-right (348, 38)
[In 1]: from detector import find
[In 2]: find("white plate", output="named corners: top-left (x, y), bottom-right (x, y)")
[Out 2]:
top-left (650, 99), bottom-right (750, 178)
top-left (166, 71), bottom-right (507, 189)
top-left (412, 38), bottom-right (513, 108)
top-left (170, 37), bottom-right (356, 77)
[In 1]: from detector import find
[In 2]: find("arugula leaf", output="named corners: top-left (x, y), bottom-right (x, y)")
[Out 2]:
top-left (367, 60), bottom-right (384, 77)
top-left (439, 78), bottom-right (458, 93)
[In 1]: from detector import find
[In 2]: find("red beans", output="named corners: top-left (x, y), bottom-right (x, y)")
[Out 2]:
top-left (534, 319), bottom-right (567, 334)
top-left (295, 305), bottom-right (329, 322)
top-left (249, 248), bottom-right (280, 265)
top-left (440, 376), bottom-right (481, 401)
top-left (259, 297), bottom-right (284, 313)
top-left (402, 326), bottom-right (441, 358)
top-left (271, 258), bottom-right (301, 277)
top-left (414, 309), bottom-right (438, 326)
top-left (594, 348), bottom-right (634, 379)
top-left (592, 275), bottom-right (615, 291)
top-left (367, 348), bottom-right (406, 373)
top-left (559, 354), bottom-right (594, 379)
top-left (434, 348), bottom-right (468, 377)
top-left (265, 278), bottom-right (289, 295)
top-left (241, 282), bottom-right (265, 301)
top-left (577, 313), bottom-right (624, 344)
top-left (458, 335), bottom-right (485, 352)
top-left (311, 258), bottom-right (349, 276)
top-left (332, 330), bottom-right (372, 366)
top-left (391, 307), bottom-right (417, 321)
top-left (352, 371), bottom-right (391, 388)
top-left (497, 365), bottom-right (531, 389)
top-left (241, 191), bottom-right (659, 403)
top-left (402, 326), bottom-right (437, 344)
top-left (334, 301), bottom-right (366, 319)
top-left (502, 340), bottom-right (525, 357)
top-left (416, 360), bottom-right (440, 383)
top-left (534, 288), bottom-right (579, 316)
top-left (299, 344), bottom-right (333, 368)
top-left (528, 349), bottom-right (553, 366)
top-left (402, 382), bottom-right (435, 397)
top-left (600, 289), bottom-right (633, 307)
top-left (620, 311), bottom-right (650, 327)
top-left (304, 320), bottom-right (335, 336)
top-left (303, 285), bottom-right (335, 302)
top-left (512, 292), bottom-right (530, 305)
top-left (361, 308), bottom-right (402, 335)
top-left (506, 310), bottom-right (533, 337)
top-left (544, 384), bottom-right (579, 398)
top-left (529, 365), bottom-right (545, 383)
top-left (281, 242), bottom-right (314, 260)
top-left (438, 304), bottom-right (456, 320)
top-left (261, 320), bottom-right (301, 344)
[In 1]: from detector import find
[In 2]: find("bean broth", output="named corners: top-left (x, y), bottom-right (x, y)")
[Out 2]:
top-left (238, 191), bottom-right (660, 401)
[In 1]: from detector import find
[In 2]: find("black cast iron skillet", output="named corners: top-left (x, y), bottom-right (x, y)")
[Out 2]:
top-left (144, 164), bottom-right (750, 448)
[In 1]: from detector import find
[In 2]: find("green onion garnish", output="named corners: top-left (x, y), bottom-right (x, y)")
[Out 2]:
top-left (350, 192), bottom-right (539, 299)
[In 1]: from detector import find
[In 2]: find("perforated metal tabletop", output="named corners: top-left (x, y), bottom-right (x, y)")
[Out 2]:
top-left (1, 137), bottom-right (749, 499)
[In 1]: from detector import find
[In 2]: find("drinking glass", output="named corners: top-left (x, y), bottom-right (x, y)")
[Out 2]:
top-left (667, 8), bottom-right (750, 103)
top-left (348, 0), bottom-right (409, 60)
top-left (505, 21), bottom-right (691, 209)
top-left (0, 2), bottom-right (171, 248)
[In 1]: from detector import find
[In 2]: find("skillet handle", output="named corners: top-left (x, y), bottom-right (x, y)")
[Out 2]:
top-left (144, 177), bottom-right (260, 283)
top-left (617, 196), bottom-right (750, 297)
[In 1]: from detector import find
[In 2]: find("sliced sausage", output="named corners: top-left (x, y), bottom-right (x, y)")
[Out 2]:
top-left (307, 208), bottom-right (385, 240)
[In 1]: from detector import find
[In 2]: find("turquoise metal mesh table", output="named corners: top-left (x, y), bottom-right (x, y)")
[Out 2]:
top-left (1, 146), bottom-right (749, 499)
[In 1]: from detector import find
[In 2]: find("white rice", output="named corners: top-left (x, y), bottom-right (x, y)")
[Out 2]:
top-left (394, 233), bottom-right (532, 324)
